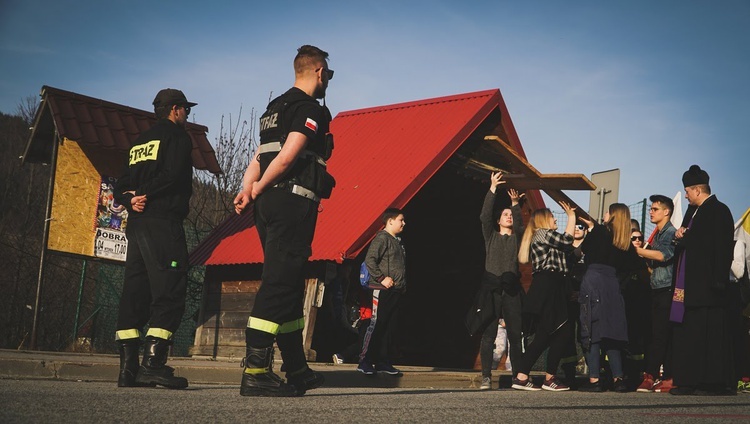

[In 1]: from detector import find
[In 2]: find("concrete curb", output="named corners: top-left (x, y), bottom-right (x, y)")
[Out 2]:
top-left (0, 349), bottom-right (494, 389)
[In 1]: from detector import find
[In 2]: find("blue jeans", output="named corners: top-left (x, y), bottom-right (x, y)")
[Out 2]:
top-left (586, 339), bottom-right (623, 379)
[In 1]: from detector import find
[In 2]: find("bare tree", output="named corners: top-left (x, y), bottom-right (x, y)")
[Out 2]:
top-left (188, 105), bottom-right (257, 239)
top-left (0, 99), bottom-right (88, 351)
top-left (16, 95), bottom-right (39, 126)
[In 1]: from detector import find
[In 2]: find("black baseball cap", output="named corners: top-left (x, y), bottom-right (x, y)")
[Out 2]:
top-left (152, 88), bottom-right (197, 109)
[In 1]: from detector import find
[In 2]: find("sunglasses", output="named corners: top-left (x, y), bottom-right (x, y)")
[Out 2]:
top-left (631, 235), bottom-right (644, 241)
top-left (315, 67), bottom-right (334, 79)
top-left (575, 224), bottom-right (586, 231)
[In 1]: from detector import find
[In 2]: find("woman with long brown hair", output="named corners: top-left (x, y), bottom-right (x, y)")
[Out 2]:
top-left (578, 203), bottom-right (641, 392)
top-left (511, 202), bottom-right (576, 392)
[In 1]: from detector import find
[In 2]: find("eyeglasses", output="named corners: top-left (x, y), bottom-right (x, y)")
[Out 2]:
top-left (175, 105), bottom-right (191, 115)
top-left (631, 235), bottom-right (644, 241)
top-left (575, 224), bottom-right (586, 231)
top-left (315, 67), bottom-right (334, 80)
top-left (649, 207), bottom-right (662, 212)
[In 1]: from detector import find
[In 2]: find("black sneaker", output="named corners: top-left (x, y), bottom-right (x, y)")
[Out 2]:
top-left (578, 380), bottom-right (606, 392)
top-left (357, 362), bottom-right (375, 375)
top-left (375, 362), bottom-right (401, 375)
top-left (612, 378), bottom-right (629, 393)
top-left (511, 377), bottom-right (542, 391)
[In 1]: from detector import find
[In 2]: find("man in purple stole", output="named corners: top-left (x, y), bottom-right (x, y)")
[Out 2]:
top-left (669, 165), bottom-right (735, 396)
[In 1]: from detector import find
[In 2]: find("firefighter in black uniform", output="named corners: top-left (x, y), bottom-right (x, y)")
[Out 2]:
top-left (112, 88), bottom-right (196, 389)
top-left (233, 45), bottom-right (335, 397)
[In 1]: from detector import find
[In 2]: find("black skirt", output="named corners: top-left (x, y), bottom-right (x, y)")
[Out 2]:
top-left (523, 270), bottom-right (568, 335)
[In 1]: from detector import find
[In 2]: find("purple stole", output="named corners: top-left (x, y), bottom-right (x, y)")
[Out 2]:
top-left (669, 216), bottom-right (694, 323)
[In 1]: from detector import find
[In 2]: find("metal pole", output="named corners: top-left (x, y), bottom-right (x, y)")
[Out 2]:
top-left (597, 187), bottom-right (613, 223)
top-left (641, 198), bottom-right (647, 232)
top-left (30, 132), bottom-right (60, 350)
top-left (73, 259), bottom-right (87, 342)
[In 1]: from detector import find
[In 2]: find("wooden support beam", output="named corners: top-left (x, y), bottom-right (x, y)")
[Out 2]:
top-left (544, 189), bottom-right (594, 222)
top-left (483, 135), bottom-right (595, 221)
top-left (484, 135), bottom-right (543, 178)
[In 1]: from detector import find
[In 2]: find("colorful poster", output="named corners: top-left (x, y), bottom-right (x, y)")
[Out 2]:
top-left (95, 177), bottom-right (129, 261)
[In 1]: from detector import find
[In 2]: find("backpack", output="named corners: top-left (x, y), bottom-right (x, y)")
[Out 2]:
top-left (359, 261), bottom-right (370, 288)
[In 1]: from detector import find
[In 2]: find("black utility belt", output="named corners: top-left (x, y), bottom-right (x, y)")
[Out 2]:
top-left (273, 181), bottom-right (320, 203)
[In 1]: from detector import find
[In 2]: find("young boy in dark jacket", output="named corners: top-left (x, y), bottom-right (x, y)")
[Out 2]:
top-left (357, 208), bottom-right (406, 375)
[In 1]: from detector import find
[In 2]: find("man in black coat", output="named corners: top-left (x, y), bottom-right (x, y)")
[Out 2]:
top-left (669, 165), bottom-right (735, 395)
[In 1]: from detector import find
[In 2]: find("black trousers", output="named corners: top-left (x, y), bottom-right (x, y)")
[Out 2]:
top-left (116, 217), bottom-right (188, 340)
top-left (645, 288), bottom-right (673, 378)
top-left (558, 300), bottom-right (580, 375)
top-left (480, 291), bottom-right (523, 377)
top-left (516, 320), bottom-right (569, 376)
top-left (246, 189), bottom-right (318, 373)
top-left (359, 288), bottom-right (402, 365)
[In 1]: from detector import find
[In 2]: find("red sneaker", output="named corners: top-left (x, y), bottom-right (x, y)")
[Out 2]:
top-left (512, 377), bottom-right (542, 391)
top-left (542, 376), bottom-right (570, 392)
top-left (637, 373), bottom-right (655, 393)
top-left (653, 378), bottom-right (674, 393)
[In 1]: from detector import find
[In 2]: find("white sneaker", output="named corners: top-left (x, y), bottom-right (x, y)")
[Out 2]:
top-left (332, 353), bottom-right (344, 365)
top-left (480, 376), bottom-right (492, 390)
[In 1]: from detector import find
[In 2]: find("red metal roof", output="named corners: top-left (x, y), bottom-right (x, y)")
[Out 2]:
top-left (23, 85), bottom-right (222, 176)
top-left (191, 89), bottom-right (543, 266)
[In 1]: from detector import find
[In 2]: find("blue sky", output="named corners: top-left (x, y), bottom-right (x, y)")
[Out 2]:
top-left (2, 0), bottom-right (748, 220)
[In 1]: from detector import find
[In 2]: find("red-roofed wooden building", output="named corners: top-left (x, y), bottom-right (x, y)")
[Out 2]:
top-left (190, 89), bottom-right (594, 368)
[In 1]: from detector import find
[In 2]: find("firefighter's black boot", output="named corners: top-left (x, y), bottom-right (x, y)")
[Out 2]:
top-left (240, 346), bottom-right (300, 397)
top-left (286, 367), bottom-right (325, 394)
top-left (117, 339), bottom-right (155, 387)
top-left (135, 336), bottom-right (188, 389)
top-left (277, 329), bottom-right (323, 394)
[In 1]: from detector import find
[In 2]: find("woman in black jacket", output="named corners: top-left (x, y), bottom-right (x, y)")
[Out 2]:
top-left (578, 203), bottom-right (641, 393)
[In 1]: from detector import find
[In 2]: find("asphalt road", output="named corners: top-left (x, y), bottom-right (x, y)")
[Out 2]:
top-left (2, 379), bottom-right (749, 423)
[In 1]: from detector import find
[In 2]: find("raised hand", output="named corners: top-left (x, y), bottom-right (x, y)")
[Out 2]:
top-left (489, 171), bottom-right (507, 193)
top-left (508, 188), bottom-right (525, 206)
top-left (578, 215), bottom-right (595, 231)
top-left (559, 201), bottom-right (577, 217)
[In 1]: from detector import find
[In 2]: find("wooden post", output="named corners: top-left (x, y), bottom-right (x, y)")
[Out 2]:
top-left (302, 278), bottom-right (322, 361)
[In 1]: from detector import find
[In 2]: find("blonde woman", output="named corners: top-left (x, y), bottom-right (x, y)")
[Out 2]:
top-left (511, 202), bottom-right (576, 392)
top-left (578, 203), bottom-right (641, 393)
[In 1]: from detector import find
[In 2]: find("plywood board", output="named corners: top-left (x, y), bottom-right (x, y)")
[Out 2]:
top-left (48, 139), bottom-right (100, 256)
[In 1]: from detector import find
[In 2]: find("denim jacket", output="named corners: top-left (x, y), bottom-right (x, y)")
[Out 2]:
top-left (649, 221), bottom-right (676, 290)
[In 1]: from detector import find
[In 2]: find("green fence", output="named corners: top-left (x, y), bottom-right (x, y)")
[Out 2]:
top-left (88, 263), bottom-right (204, 356)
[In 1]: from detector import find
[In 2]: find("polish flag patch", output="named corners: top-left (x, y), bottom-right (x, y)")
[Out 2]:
top-left (305, 118), bottom-right (318, 133)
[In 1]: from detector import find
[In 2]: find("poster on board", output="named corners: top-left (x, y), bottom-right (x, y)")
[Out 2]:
top-left (94, 177), bottom-right (129, 261)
